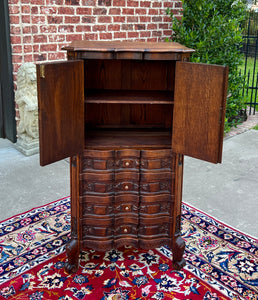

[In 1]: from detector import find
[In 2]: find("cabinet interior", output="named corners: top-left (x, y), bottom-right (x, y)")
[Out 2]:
top-left (84, 59), bottom-right (175, 149)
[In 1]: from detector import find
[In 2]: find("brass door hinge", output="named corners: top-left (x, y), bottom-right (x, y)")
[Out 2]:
top-left (39, 65), bottom-right (45, 78)
top-left (219, 107), bottom-right (223, 124)
top-left (71, 156), bottom-right (77, 167)
top-left (178, 154), bottom-right (183, 166)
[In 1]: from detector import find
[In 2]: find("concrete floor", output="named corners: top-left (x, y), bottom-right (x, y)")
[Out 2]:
top-left (0, 138), bottom-right (69, 220)
top-left (183, 130), bottom-right (258, 238)
top-left (0, 130), bottom-right (257, 238)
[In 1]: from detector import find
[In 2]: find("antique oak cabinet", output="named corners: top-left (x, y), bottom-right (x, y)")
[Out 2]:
top-left (36, 41), bottom-right (228, 273)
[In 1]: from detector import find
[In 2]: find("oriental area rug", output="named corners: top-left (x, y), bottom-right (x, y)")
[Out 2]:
top-left (0, 197), bottom-right (257, 300)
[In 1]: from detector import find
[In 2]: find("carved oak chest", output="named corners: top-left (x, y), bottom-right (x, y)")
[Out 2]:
top-left (36, 41), bottom-right (228, 273)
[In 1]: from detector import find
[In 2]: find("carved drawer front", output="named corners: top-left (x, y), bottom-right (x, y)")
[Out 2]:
top-left (81, 195), bottom-right (115, 251)
top-left (141, 149), bottom-right (174, 171)
top-left (115, 216), bottom-right (138, 237)
top-left (115, 149), bottom-right (140, 171)
top-left (114, 194), bottom-right (138, 215)
top-left (140, 171), bottom-right (173, 194)
top-left (115, 171), bottom-right (140, 194)
top-left (115, 148), bottom-right (140, 193)
top-left (138, 216), bottom-right (172, 237)
top-left (81, 150), bottom-right (115, 172)
top-left (115, 181), bottom-right (139, 194)
top-left (82, 217), bottom-right (113, 238)
top-left (140, 194), bottom-right (174, 216)
top-left (115, 224), bottom-right (138, 236)
top-left (82, 224), bottom-right (113, 238)
top-left (78, 147), bottom-right (176, 251)
top-left (80, 172), bottom-right (114, 196)
top-left (80, 195), bottom-right (114, 218)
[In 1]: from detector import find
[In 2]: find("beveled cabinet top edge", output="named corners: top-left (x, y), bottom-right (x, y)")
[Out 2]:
top-left (62, 40), bottom-right (195, 54)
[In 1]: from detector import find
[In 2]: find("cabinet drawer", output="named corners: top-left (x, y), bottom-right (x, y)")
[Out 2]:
top-left (81, 150), bottom-right (115, 171)
top-left (82, 217), bottom-right (113, 238)
top-left (139, 216), bottom-right (171, 237)
top-left (141, 149), bottom-right (174, 171)
top-left (115, 181), bottom-right (139, 194)
top-left (115, 149), bottom-right (140, 171)
top-left (140, 181), bottom-right (171, 194)
top-left (140, 171), bottom-right (172, 182)
top-left (80, 172), bottom-right (114, 182)
top-left (139, 201), bottom-right (171, 215)
top-left (115, 216), bottom-right (138, 236)
top-left (80, 181), bottom-right (114, 195)
top-left (80, 195), bottom-right (114, 218)
top-left (115, 170), bottom-right (139, 181)
top-left (82, 149), bottom-right (141, 172)
top-left (138, 224), bottom-right (170, 236)
top-left (115, 194), bottom-right (138, 215)
top-left (140, 194), bottom-right (174, 215)
top-left (115, 224), bottom-right (138, 236)
top-left (80, 172), bottom-right (114, 195)
top-left (114, 171), bottom-right (139, 194)
top-left (115, 203), bottom-right (138, 215)
top-left (82, 225), bottom-right (113, 238)
top-left (140, 171), bottom-right (173, 194)
top-left (84, 204), bottom-right (113, 216)
top-left (82, 203), bottom-right (114, 217)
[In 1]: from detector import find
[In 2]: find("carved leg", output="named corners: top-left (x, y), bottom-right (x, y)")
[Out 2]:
top-left (64, 238), bottom-right (80, 274)
top-left (65, 157), bottom-right (80, 274)
top-left (172, 235), bottom-right (186, 270)
top-left (172, 154), bottom-right (186, 270)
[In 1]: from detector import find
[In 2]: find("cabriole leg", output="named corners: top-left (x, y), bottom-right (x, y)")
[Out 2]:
top-left (172, 234), bottom-right (186, 270)
top-left (65, 238), bottom-right (79, 274)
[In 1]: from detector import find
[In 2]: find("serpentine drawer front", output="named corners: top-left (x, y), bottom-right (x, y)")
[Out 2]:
top-left (79, 149), bottom-right (174, 250)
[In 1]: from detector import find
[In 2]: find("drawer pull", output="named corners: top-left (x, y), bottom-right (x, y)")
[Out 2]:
top-left (124, 185), bottom-right (129, 190)
top-left (125, 206), bottom-right (130, 211)
top-left (125, 161), bottom-right (130, 167)
top-left (123, 228), bottom-right (128, 233)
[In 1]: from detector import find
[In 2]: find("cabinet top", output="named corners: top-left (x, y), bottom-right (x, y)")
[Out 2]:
top-left (63, 40), bottom-right (194, 53)
top-left (62, 40), bottom-right (194, 60)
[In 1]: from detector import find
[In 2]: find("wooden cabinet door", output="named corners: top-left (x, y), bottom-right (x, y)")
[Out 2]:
top-left (37, 60), bottom-right (84, 166)
top-left (172, 62), bottom-right (228, 164)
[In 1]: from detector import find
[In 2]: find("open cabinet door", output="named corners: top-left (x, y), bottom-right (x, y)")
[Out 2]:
top-left (172, 62), bottom-right (228, 164)
top-left (37, 60), bottom-right (84, 166)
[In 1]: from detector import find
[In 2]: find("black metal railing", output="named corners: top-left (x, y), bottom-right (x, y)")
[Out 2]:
top-left (241, 10), bottom-right (258, 115)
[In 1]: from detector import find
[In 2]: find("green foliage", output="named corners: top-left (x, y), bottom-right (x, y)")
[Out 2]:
top-left (242, 10), bottom-right (258, 36)
top-left (167, 0), bottom-right (247, 131)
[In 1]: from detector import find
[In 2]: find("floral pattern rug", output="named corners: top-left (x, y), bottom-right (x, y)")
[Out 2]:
top-left (0, 197), bottom-right (257, 300)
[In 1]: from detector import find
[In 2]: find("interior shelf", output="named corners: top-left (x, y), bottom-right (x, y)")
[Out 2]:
top-left (85, 129), bottom-right (172, 149)
top-left (85, 89), bottom-right (174, 104)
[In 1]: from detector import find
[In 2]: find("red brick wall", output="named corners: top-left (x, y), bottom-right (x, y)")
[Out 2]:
top-left (8, 0), bottom-right (182, 83)
top-left (8, 0), bottom-right (182, 124)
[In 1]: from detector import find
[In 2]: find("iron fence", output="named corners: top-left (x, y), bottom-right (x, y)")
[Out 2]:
top-left (241, 10), bottom-right (258, 115)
